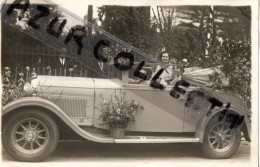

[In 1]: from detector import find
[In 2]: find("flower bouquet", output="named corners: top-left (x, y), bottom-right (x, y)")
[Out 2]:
top-left (98, 91), bottom-right (144, 138)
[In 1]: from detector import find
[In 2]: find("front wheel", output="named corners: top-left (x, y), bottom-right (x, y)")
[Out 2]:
top-left (202, 116), bottom-right (241, 159)
top-left (2, 110), bottom-right (59, 161)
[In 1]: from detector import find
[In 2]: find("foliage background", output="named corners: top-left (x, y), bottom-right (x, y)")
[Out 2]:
top-left (92, 6), bottom-right (251, 108)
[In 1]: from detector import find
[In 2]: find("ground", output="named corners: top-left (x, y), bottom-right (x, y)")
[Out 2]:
top-left (1, 139), bottom-right (251, 167)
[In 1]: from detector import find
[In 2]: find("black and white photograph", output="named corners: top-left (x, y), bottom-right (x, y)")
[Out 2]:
top-left (0, 0), bottom-right (258, 166)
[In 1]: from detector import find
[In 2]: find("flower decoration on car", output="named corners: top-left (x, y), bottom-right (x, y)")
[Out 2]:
top-left (98, 90), bottom-right (144, 127)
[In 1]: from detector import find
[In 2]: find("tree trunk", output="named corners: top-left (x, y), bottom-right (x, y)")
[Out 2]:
top-left (87, 5), bottom-right (93, 37)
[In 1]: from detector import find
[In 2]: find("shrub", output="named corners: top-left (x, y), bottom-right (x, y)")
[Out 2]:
top-left (2, 67), bottom-right (25, 106)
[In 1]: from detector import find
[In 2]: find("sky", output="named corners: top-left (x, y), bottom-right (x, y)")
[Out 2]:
top-left (51, 0), bottom-right (91, 18)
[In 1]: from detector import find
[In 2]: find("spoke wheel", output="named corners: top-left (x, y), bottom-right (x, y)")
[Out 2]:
top-left (12, 118), bottom-right (49, 155)
top-left (2, 110), bottom-right (59, 162)
top-left (208, 122), bottom-right (235, 152)
top-left (202, 114), bottom-right (241, 159)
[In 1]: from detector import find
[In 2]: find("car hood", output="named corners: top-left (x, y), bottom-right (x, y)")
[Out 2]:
top-left (36, 75), bottom-right (121, 89)
top-left (36, 75), bottom-right (95, 88)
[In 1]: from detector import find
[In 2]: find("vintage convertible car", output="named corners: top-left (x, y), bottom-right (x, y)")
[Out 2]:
top-left (2, 67), bottom-right (251, 161)
top-left (0, 0), bottom-right (251, 162)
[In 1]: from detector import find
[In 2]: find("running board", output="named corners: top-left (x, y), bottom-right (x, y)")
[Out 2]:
top-left (115, 136), bottom-right (200, 143)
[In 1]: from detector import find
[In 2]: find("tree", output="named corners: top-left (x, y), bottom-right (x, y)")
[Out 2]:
top-left (153, 6), bottom-right (251, 65)
top-left (151, 6), bottom-right (251, 107)
top-left (97, 6), bottom-right (162, 59)
top-left (215, 39), bottom-right (251, 108)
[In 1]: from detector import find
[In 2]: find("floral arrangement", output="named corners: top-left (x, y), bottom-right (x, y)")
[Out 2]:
top-left (98, 91), bottom-right (144, 127)
top-left (2, 67), bottom-right (25, 106)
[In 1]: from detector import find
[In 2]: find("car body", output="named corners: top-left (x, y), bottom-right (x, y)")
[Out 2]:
top-left (2, 67), bottom-right (251, 161)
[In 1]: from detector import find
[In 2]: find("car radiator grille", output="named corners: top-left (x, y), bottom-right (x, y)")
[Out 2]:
top-left (47, 96), bottom-right (88, 118)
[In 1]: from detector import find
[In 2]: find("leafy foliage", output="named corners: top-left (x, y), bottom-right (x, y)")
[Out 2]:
top-left (216, 39), bottom-right (251, 108)
top-left (2, 67), bottom-right (25, 106)
top-left (98, 6), bottom-right (163, 58)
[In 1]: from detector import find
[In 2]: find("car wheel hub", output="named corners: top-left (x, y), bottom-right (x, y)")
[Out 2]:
top-left (25, 130), bottom-right (37, 142)
top-left (208, 122), bottom-right (235, 152)
top-left (11, 118), bottom-right (49, 154)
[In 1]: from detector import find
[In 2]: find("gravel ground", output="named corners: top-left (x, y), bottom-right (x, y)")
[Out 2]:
top-left (1, 140), bottom-right (251, 167)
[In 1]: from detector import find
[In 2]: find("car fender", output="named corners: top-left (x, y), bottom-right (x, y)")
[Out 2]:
top-left (2, 97), bottom-right (114, 143)
top-left (195, 105), bottom-right (251, 143)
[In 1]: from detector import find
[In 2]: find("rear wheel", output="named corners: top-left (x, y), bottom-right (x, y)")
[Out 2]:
top-left (202, 115), bottom-right (241, 159)
top-left (2, 110), bottom-right (59, 161)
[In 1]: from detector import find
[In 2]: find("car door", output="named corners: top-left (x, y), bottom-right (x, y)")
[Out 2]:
top-left (92, 65), bottom-right (186, 133)
top-left (122, 84), bottom-right (186, 132)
